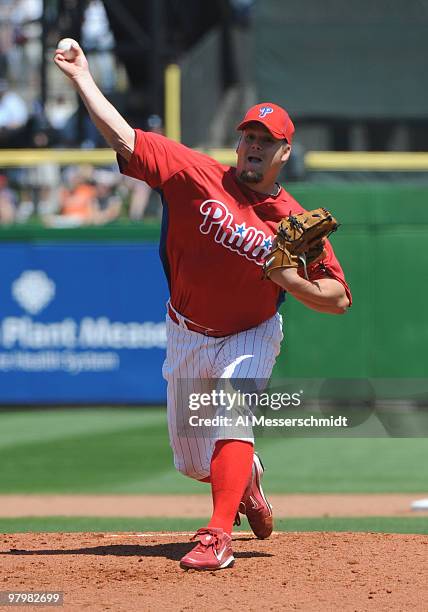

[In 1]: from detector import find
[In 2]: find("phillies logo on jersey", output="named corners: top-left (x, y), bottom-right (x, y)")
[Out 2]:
top-left (258, 106), bottom-right (273, 118)
top-left (199, 199), bottom-right (273, 265)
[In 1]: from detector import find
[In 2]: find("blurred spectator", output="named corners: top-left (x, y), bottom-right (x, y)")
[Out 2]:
top-left (25, 139), bottom-right (61, 219)
top-left (45, 93), bottom-right (77, 142)
top-left (0, 3), bottom-right (13, 77)
top-left (8, 0), bottom-right (42, 86)
top-left (44, 164), bottom-right (123, 227)
top-left (11, 99), bottom-right (61, 220)
top-left (44, 164), bottom-right (98, 227)
top-left (27, 98), bottom-right (56, 146)
top-left (82, 0), bottom-right (116, 93)
top-left (92, 167), bottom-right (122, 223)
top-left (59, 109), bottom-right (105, 148)
top-left (126, 176), bottom-right (156, 221)
top-left (0, 173), bottom-right (17, 224)
top-left (0, 78), bottom-right (29, 147)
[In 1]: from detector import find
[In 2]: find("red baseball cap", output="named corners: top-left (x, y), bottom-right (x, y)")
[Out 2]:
top-left (237, 102), bottom-right (295, 143)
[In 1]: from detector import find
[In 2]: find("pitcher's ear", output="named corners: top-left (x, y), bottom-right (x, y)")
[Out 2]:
top-left (236, 135), bottom-right (242, 153)
top-left (281, 144), bottom-right (291, 163)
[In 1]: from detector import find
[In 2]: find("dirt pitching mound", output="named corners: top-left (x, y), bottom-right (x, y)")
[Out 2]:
top-left (1, 531), bottom-right (427, 611)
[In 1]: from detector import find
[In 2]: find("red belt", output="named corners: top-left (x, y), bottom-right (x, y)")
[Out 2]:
top-left (167, 303), bottom-right (229, 337)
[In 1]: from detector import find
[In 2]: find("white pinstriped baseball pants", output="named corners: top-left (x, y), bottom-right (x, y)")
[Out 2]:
top-left (162, 312), bottom-right (283, 480)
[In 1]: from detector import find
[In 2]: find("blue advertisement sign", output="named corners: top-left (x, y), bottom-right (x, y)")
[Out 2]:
top-left (0, 243), bottom-right (168, 404)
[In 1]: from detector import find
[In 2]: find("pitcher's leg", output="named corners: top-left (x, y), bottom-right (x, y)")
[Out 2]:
top-left (207, 314), bottom-right (283, 537)
top-left (163, 316), bottom-right (216, 480)
top-left (207, 440), bottom-right (254, 534)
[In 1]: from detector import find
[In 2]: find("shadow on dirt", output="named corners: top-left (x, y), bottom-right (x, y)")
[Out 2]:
top-left (4, 542), bottom-right (273, 562)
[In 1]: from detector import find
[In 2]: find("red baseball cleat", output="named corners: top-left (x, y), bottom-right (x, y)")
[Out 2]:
top-left (239, 453), bottom-right (273, 539)
top-left (180, 528), bottom-right (235, 571)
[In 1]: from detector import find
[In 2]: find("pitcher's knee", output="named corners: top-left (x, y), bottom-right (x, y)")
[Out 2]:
top-left (174, 459), bottom-right (209, 481)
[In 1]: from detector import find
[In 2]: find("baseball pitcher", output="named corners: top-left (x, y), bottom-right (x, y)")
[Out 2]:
top-left (54, 40), bottom-right (352, 571)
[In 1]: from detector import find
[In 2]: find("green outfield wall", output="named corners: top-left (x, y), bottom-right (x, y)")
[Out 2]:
top-left (1, 183), bottom-right (426, 380)
top-left (274, 183), bottom-right (428, 378)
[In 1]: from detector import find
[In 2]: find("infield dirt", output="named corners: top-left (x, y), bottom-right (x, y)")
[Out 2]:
top-left (1, 531), bottom-right (428, 611)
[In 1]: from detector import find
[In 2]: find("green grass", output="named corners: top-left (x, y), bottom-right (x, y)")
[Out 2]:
top-left (0, 516), bottom-right (427, 535)
top-left (255, 436), bottom-right (428, 493)
top-left (0, 408), bottom-right (427, 494)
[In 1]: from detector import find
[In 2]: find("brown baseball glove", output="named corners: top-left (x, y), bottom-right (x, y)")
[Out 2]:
top-left (263, 207), bottom-right (339, 280)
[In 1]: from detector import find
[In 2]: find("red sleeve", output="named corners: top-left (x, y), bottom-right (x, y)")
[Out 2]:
top-left (303, 239), bottom-right (353, 306)
top-left (117, 129), bottom-right (218, 189)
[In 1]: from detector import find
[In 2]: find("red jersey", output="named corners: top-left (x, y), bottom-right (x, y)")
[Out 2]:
top-left (118, 130), bottom-right (352, 334)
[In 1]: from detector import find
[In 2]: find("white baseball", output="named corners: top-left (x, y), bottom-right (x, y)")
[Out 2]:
top-left (57, 38), bottom-right (79, 60)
